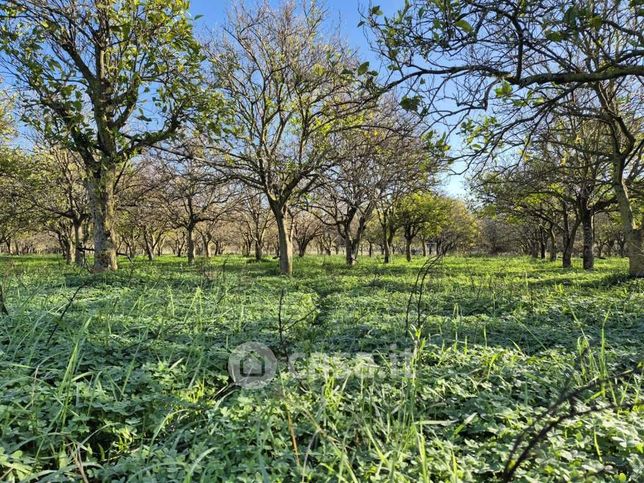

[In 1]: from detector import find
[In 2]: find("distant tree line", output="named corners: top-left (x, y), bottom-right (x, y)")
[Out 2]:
top-left (0, 0), bottom-right (641, 275)
top-left (367, 0), bottom-right (643, 275)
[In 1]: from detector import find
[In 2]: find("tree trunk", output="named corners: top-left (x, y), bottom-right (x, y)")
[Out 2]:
top-left (298, 239), bottom-right (309, 258)
top-left (612, 157), bottom-right (644, 276)
top-left (561, 207), bottom-right (579, 269)
top-left (73, 220), bottom-right (85, 266)
top-left (143, 232), bottom-right (155, 261)
top-left (128, 243), bottom-right (136, 259)
top-left (624, 229), bottom-right (644, 276)
top-left (530, 239), bottom-right (539, 259)
top-left (562, 246), bottom-right (573, 268)
top-left (405, 237), bottom-right (412, 262)
top-left (270, 202), bottom-right (293, 275)
top-left (368, 242), bottom-right (373, 257)
top-left (254, 239), bottom-right (263, 261)
top-left (383, 233), bottom-right (391, 263)
top-left (87, 167), bottom-right (118, 272)
top-left (580, 206), bottom-right (594, 270)
top-left (186, 226), bottom-right (196, 264)
top-left (382, 222), bottom-right (396, 264)
top-left (202, 234), bottom-right (211, 258)
top-left (345, 238), bottom-right (359, 266)
top-left (618, 239), bottom-right (626, 257)
top-left (64, 235), bottom-right (74, 264)
top-left (548, 227), bottom-right (557, 262)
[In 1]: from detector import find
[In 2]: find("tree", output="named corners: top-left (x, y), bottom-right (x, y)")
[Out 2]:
top-left (591, 80), bottom-right (644, 275)
top-left (25, 145), bottom-right (89, 265)
top-left (477, 215), bottom-right (525, 256)
top-left (368, 0), bottom-right (644, 275)
top-left (207, 0), bottom-right (368, 275)
top-left (116, 159), bottom-right (169, 261)
top-left (0, 93), bottom-right (32, 254)
top-left (234, 191), bottom-right (274, 262)
top-left (394, 192), bottom-right (444, 261)
top-left (475, 164), bottom-right (582, 267)
top-left (159, 158), bottom-right (231, 265)
top-left (0, 159), bottom-right (33, 255)
top-left (434, 200), bottom-right (479, 255)
top-left (474, 112), bottom-right (617, 269)
top-left (367, 1), bottom-right (643, 103)
top-left (312, 99), bottom-right (441, 265)
top-left (291, 208), bottom-right (324, 258)
top-left (595, 211), bottom-right (626, 258)
top-left (535, 117), bottom-right (616, 269)
top-left (0, 0), bottom-right (216, 271)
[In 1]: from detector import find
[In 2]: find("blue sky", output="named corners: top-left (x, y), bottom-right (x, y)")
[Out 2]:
top-left (4, 0), bottom-right (466, 197)
top-left (188, 0), bottom-right (468, 198)
top-left (190, 0), bottom-right (381, 49)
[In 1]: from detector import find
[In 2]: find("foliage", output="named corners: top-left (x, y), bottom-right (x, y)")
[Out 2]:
top-left (0, 255), bottom-right (641, 481)
top-left (0, 0), bottom-right (214, 154)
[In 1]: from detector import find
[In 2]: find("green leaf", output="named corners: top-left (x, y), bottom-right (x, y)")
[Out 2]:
top-left (455, 19), bottom-right (474, 34)
top-left (400, 96), bottom-right (421, 112)
top-left (494, 81), bottom-right (513, 99)
top-left (544, 30), bottom-right (564, 42)
top-left (357, 61), bottom-right (370, 75)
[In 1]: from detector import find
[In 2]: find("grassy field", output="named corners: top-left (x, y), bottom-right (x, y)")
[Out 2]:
top-left (0, 255), bottom-right (642, 481)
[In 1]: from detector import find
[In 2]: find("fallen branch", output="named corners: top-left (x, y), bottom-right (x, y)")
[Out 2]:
top-left (502, 363), bottom-right (643, 481)
top-left (46, 281), bottom-right (88, 345)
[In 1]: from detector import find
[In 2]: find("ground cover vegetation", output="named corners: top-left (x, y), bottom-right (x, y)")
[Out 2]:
top-left (0, 0), bottom-right (642, 480)
top-left (0, 255), bottom-right (642, 481)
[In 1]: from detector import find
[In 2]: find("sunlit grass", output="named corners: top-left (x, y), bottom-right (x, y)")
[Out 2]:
top-left (0, 255), bottom-right (642, 481)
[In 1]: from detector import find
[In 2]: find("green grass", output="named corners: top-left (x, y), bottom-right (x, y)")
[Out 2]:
top-left (0, 255), bottom-right (642, 481)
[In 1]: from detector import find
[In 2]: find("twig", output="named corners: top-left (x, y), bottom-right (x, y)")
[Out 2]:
top-left (70, 445), bottom-right (90, 483)
top-left (405, 254), bottom-right (443, 333)
top-left (502, 364), bottom-right (642, 481)
top-left (277, 287), bottom-right (287, 354)
top-left (285, 403), bottom-right (301, 469)
top-left (46, 282), bottom-right (87, 345)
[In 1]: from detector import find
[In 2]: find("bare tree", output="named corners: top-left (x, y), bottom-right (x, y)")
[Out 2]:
top-left (291, 207), bottom-right (324, 258)
top-left (311, 100), bottom-right (442, 265)
top-left (158, 157), bottom-right (231, 264)
top-left (234, 191), bottom-right (274, 262)
top-left (206, 0), bottom-right (369, 274)
top-left (0, 142), bottom-right (90, 265)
